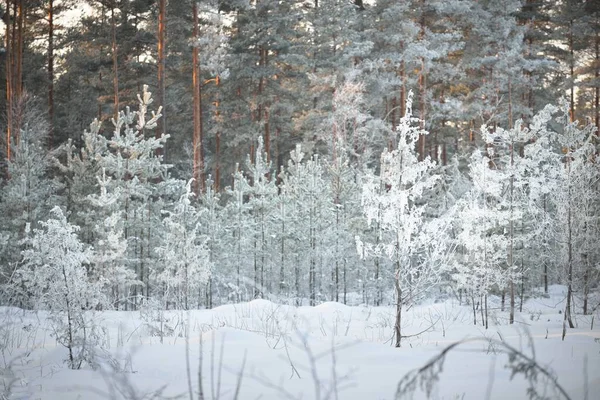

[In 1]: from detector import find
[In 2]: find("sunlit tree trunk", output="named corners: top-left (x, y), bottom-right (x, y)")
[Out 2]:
top-left (564, 158), bottom-right (575, 333)
top-left (5, 0), bottom-right (13, 162)
top-left (111, 4), bottom-right (119, 120)
top-left (569, 22), bottom-right (575, 122)
top-left (157, 0), bottom-right (166, 154)
top-left (47, 0), bottom-right (54, 147)
top-left (192, 2), bottom-right (204, 195)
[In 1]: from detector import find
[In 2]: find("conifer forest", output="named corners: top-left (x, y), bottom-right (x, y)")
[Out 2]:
top-left (0, 1), bottom-right (599, 399)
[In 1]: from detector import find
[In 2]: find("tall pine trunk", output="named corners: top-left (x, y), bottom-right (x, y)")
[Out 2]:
top-left (157, 0), bottom-right (166, 155)
top-left (47, 0), bottom-right (54, 147)
top-left (564, 159), bottom-right (575, 331)
top-left (5, 0), bottom-right (13, 162)
top-left (394, 252), bottom-right (402, 348)
top-left (111, 4), bottom-right (119, 120)
top-left (192, 2), bottom-right (204, 195)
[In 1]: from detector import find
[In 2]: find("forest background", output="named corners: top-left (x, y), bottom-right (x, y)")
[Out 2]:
top-left (0, 0), bottom-right (599, 338)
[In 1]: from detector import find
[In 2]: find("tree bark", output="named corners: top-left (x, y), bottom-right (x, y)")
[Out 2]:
top-left (569, 22), bottom-right (575, 122)
top-left (111, 4), bottom-right (119, 120)
top-left (48, 0), bottom-right (54, 148)
top-left (5, 0), bottom-right (13, 162)
top-left (564, 160), bottom-right (575, 329)
top-left (192, 2), bottom-right (204, 195)
top-left (214, 75), bottom-right (221, 192)
top-left (418, 57), bottom-right (426, 160)
top-left (400, 59), bottom-right (406, 119)
top-left (394, 261), bottom-right (402, 347)
top-left (157, 0), bottom-right (166, 154)
top-left (15, 0), bottom-right (22, 97)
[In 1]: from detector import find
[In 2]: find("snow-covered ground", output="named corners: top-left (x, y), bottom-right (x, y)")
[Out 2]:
top-left (1, 285), bottom-right (599, 399)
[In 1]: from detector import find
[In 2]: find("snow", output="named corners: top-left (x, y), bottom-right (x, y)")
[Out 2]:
top-left (1, 286), bottom-right (599, 400)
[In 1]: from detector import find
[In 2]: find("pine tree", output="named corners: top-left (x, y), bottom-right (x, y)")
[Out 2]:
top-left (455, 150), bottom-right (508, 328)
top-left (155, 180), bottom-right (211, 310)
top-left (357, 93), bottom-right (446, 347)
top-left (552, 102), bottom-right (599, 332)
top-left (17, 206), bottom-right (105, 369)
top-left (0, 98), bottom-right (56, 282)
top-left (279, 144), bottom-right (330, 305)
top-left (237, 137), bottom-right (278, 298)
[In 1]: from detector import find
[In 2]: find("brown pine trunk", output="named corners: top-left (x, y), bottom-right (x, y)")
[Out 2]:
top-left (192, 3), bottom-right (204, 196)
top-left (569, 23), bottom-right (575, 122)
top-left (157, 0), bottom-right (166, 152)
top-left (390, 96), bottom-right (397, 130)
top-left (418, 57), bottom-right (426, 160)
top-left (485, 295), bottom-right (488, 329)
top-left (5, 0), bottom-right (13, 162)
top-left (263, 48), bottom-right (270, 163)
top-left (508, 78), bottom-right (513, 129)
top-left (400, 59), bottom-right (406, 119)
top-left (48, 0), bottom-right (54, 147)
top-left (417, 1), bottom-right (426, 160)
top-left (214, 75), bottom-right (221, 192)
top-left (111, 4), bottom-right (119, 120)
top-left (442, 143), bottom-right (447, 165)
top-left (15, 0), bottom-right (22, 100)
top-left (472, 294), bottom-right (477, 325)
top-left (10, 0), bottom-right (24, 149)
top-left (564, 160), bottom-right (575, 329)
top-left (394, 256), bottom-right (402, 347)
top-left (265, 105), bottom-right (270, 163)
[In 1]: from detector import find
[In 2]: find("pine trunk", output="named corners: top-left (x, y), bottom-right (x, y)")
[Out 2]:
top-left (565, 160), bottom-right (575, 329)
top-left (47, 0), bottom-right (54, 147)
top-left (394, 259), bottom-right (402, 347)
top-left (157, 0), bottom-right (166, 153)
top-left (569, 23), bottom-right (575, 122)
top-left (214, 76), bottom-right (221, 192)
top-left (111, 5), bottom-right (119, 120)
top-left (5, 0), bottom-right (13, 162)
top-left (192, 3), bottom-right (204, 195)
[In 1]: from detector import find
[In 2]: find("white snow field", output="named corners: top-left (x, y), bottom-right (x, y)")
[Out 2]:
top-left (1, 285), bottom-right (599, 400)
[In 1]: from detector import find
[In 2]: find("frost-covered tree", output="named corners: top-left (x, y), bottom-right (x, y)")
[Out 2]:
top-left (197, 176), bottom-right (223, 308)
top-left (223, 167), bottom-right (254, 302)
top-left (513, 105), bottom-right (562, 297)
top-left (53, 85), bottom-right (174, 310)
top-left (325, 155), bottom-right (361, 303)
top-left (17, 207), bottom-right (105, 369)
top-left (237, 138), bottom-right (278, 299)
top-left (0, 104), bottom-right (57, 283)
top-left (93, 85), bottom-right (172, 306)
top-left (357, 94), bottom-right (447, 347)
top-left (155, 180), bottom-right (211, 310)
top-left (322, 76), bottom-right (370, 303)
top-left (88, 170), bottom-right (136, 310)
top-left (552, 104), bottom-right (599, 328)
top-left (454, 151), bottom-right (508, 328)
top-left (280, 144), bottom-right (331, 305)
top-left (52, 131), bottom-right (105, 243)
top-left (483, 121), bottom-right (531, 324)
top-left (483, 104), bottom-right (574, 323)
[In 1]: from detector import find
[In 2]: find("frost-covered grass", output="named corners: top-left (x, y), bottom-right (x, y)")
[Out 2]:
top-left (1, 285), bottom-right (599, 399)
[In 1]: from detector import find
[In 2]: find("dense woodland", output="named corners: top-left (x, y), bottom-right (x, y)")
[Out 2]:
top-left (0, 0), bottom-right (599, 348)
